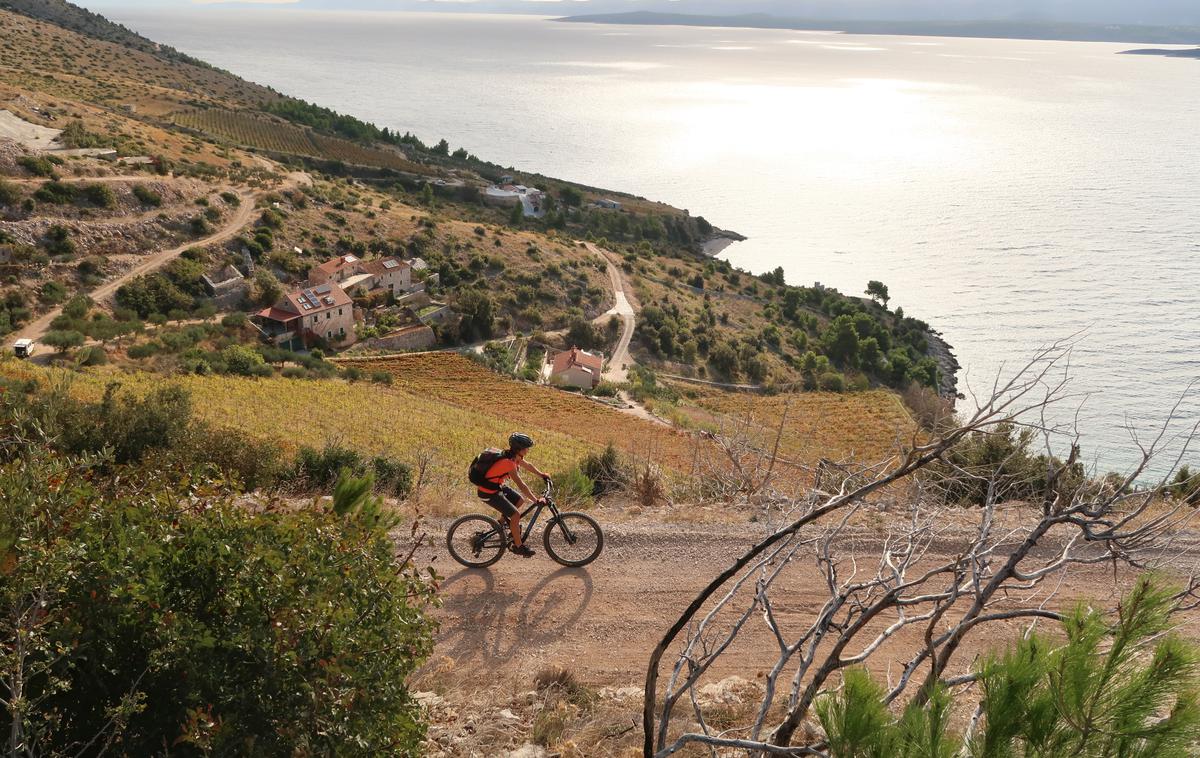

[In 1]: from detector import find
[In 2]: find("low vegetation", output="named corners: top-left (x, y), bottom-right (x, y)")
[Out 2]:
top-left (0, 372), bottom-right (437, 755)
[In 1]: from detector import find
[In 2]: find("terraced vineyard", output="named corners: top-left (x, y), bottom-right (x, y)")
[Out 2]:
top-left (342, 353), bottom-right (703, 473)
top-left (173, 109), bottom-right (435, 174)
top-left (678, 386), bottom-right (917, 468)
top-left (2, 355), bottom-right (917, 504)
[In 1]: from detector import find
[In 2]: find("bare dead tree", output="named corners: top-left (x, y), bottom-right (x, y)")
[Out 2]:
top-left (643, 344), bottom-right (1200, 756)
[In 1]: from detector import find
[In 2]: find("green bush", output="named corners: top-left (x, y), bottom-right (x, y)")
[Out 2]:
top-left (18, 154), bottom-right (60, 177)
top-left (371, 455), bottom-right (414, 498)
top-left (550, 466), bottom-right (596, 508)
top-left (75, 344), bottom-right (107, 366)
top-left (370, 370), bottom-right (394, 385)
top-left (33, 180), bottom-right (77, 204)
top-left (580, 442), bottom-right (627, 497)
top-left (294, 442), bottom-right (365, 490)
top-left (132, 183), bottom-right (163, 207)
top-left (0, 177), bottom-right (20, 206)
top-left (41, 329), bottom-right (85, 353)
top-left (80, 183), bottom-right (117, 209)
top-left (0, 451), bottom-right (436, 756)
top-left (221, 344), bottom-right (266, 376)
top-left (817, 577), bottom-right (1200, 757)
top-left (38, 280), bottom-right (68, 304)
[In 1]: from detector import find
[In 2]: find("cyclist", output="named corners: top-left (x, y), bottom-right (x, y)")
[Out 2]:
top-left (476, 433), bottom-right (552, 558)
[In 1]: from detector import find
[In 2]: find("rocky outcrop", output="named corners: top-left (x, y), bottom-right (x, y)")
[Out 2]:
top-left (925, 329), bottom-right (961, 400)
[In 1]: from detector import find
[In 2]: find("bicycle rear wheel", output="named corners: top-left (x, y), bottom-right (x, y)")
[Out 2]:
top-left (543, 512), bottom-right (604, 567)
top-left (446, 514), bottom-right (507, 568)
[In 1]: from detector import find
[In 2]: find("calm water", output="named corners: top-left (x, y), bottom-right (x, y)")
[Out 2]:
top-left (115, 10), bottom-right (1200, 476)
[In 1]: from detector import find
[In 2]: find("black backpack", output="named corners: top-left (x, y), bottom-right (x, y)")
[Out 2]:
top-left (468, 448), bottom-right (506, 488)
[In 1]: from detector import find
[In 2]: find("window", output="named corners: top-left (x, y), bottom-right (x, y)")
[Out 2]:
top-left (326, 312), bottom-right (331, 320)
top-left (338, 308), bottom-right (343, 316)
top-left (327, 331), bottom-right (333, 339)
top-left (312, 316), bottom-right (318, 325)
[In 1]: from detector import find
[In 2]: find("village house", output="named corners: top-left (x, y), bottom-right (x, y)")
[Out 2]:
top-left (253, 282), bottom-right (356, 350)
top-left (549, 346), bottom-right (605, 390)
top-left (308, 254), bottom-right (413, 296)
top-left (483, 183), bottom-right (545, 217)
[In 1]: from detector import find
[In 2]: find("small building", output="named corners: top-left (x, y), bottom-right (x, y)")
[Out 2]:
top-left (308, 254), bottom-right (413, 297)
top-left (202, 264), bottom-right (248, 309)
top-left (483, 184), bottom-right (545, 217)
top-left (549, 346), bottom-right (605, 390)
top-left (594, 198), bottom-right (622, 210)
top-left (253, 282), bottom-right (356, 350)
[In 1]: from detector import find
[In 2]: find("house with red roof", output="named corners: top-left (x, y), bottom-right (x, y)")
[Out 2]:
top-left (549, 346), bottom-right (605, 390)
top-left (253, 282), bottom-right (356, 350)
top-left (309, 254), bottom-right (412, 296)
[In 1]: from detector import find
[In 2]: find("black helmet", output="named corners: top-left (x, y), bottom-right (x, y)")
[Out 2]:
top-left (508, 432), bottom-right (534, 451)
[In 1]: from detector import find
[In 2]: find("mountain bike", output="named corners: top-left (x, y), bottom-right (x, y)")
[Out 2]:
top-left (446, 483), bottom-right (604, 568)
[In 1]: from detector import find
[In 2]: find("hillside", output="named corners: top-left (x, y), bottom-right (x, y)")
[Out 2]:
top-left (0, 2), bottom-right (952, 396)
top-left (0, 353), bottom-right (917, 504)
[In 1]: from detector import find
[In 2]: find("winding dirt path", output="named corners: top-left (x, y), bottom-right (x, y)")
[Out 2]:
top-left (583, 241), bottom-right (636, 384)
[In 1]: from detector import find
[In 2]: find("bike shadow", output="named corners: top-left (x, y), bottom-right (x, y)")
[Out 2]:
top-left (436, 565), bottom-right (595, 667)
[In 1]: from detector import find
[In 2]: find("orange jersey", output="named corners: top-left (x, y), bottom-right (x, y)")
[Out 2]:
top-left (478, 456), bottom-right (518, 494)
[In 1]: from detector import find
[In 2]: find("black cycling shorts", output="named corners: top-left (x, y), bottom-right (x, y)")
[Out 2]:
top-left (479, 485), bottom-right (521, 518)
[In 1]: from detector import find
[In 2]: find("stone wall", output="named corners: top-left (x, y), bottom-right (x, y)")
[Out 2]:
top-left (362, 325), bottom-right (436, 352)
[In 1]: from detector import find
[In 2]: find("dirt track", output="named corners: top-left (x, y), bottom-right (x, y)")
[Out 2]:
top-left (416, 515), bottom-right (1198, 692)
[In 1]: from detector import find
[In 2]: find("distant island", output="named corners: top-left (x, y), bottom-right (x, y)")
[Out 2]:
top-left (557, 12), bottom-right (1200, 46)
top-left (1121, 47), bottom-right (1200, 58)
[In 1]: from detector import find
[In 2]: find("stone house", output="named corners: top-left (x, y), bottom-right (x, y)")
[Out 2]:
top-left (549, 346), bottom-right (605, 390)
top-left (253, 282), bottom-right (356, 350)
top-left (308, 254), bottom-right (413, 297)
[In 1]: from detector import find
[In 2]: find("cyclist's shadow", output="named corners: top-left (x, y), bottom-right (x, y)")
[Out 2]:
top-left (437, 565), bottom-right (594, 666)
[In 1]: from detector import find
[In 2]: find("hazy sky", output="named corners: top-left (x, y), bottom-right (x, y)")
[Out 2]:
top-left (73, 0), bottom-right (1200, 26)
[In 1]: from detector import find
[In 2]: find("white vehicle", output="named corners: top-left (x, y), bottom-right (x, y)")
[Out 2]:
top-left (13, 338), bottom-right (34, 359)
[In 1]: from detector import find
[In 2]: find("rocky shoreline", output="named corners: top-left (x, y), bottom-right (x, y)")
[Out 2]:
top-left (700, 229), bottom-right (747, 257)
top-left (925, 330), bottom-right (962, 401)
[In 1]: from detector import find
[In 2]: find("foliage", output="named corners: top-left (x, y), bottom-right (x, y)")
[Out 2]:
top-left (579, 442), bottom-right (627, 497)
top-left (41, 329), bottom-right (84, 353)
top-left (292, 442), bottom-right (413, 498)
top-left (0, 178), bottom-right (20, 206)
top-left (455, 288), bottom-right (495, 343)
top-left (132, 184), bottom-right (162, 207)
top-left (932, 421), bottom-right (1085, 506)
top-left (0, 449), bottom-right (436, 756)
top-left (865, 280), bottom-right (890, 306)
top-left (817, 577), bottom-right (1200, 758)
top-left (116, 258), bottom-right (209, 318)
top-left (18, 154), bottom-right (60, 177)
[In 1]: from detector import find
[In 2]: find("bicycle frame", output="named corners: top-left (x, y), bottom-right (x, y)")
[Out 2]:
top-left (511, 492), bottom-right (562, 545)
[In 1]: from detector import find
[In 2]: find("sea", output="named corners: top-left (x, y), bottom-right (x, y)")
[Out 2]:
top-left (109, 9), bottom-right (1200, 478)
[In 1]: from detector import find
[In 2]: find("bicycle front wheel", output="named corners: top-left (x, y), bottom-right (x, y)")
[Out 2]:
top-left (543, 512), bottom-right (604, 567)
top-left (446, 514), bottom-right (507, 568)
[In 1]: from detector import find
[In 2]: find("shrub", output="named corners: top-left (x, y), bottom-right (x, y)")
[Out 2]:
top-left (220, 344), bottom-right (266, 376)
top-left (0, 450), bottom-right (436, 756)
top-left (132, 184), bottom-right (162, 207)
top-left (41, 329), bottom-right (85, 353)
top-left (817, 577), bottom-right (1200, 758)
top-left (38, 280), bottom-right (68, 305)
top-left (343, 365), bottom-right (364, 382)
top-left (80, 183), bottom-right (117, 209)
top-left (44, 224), bottom-right (75, 257)
top-left (293, 442), bottom-right (364, 490)
top-left (0, 178), bottom-right (20, 206)
top-left (817, 371), bottom-right (846, 392)
top-left (371, 455), bottom-right (414, 498)
top-left (33, 180), bottom-right (77, 204)
top-left (580, 442), bottom-right (627, 497)
top-left (550, 466), bottom-right (595, 508)
top-left (370, 370), bottom-right (394, 385)
top-left (18, 154), bottom-right (59, 177)
top-left (75, 344), bottom-right (107, 366)
top-left (126, 341), bottom-right (161, 359)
